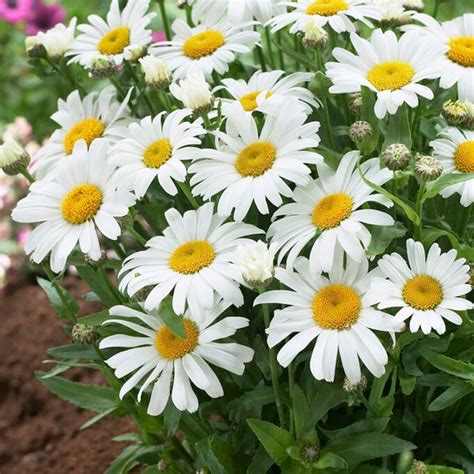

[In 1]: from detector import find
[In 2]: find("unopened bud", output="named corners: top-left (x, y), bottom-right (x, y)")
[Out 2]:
top-left (233, 241), bottom-right (276, 289)
top-left (302, 20), bottom-right (328, 50)
top-left (300, 442), bottom-right (320, 464)
top-left (157, 460), bottom-right (168, 471)
top-left (382, 143), bottom-right (411, 171)
top-left (410, 460), bottom-right (427, 474)
top-left (348, 92), bottom-right (363, 115)
top-left (170, 71), bottom-right (214, 115)
top-left (442, 100), bottom-right (468, 125)
top-left (72, 323), bottom-right (97, 344)
top-left (349, 121), bottom-right (372, 143)
top-left (0, 138), bottom-right (31, 175)
top-left (343, 375), bottom-right (367, 393)
top-left (139, 55), bottom-right (172, 88)
top-left (89, 56), bottom-right (117, 78)
top-left (25, 36), bottom-right (47, 58)
top-left (415, 155), bottom-right (443, 181)
top-left (403, 0), bottom-right (424, 12)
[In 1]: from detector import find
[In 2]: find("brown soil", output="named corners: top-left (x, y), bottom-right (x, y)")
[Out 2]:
top-left (0, 277), bottom-right (136, 474)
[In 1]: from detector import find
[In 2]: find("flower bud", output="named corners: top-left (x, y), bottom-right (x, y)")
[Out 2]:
top-left (139, 55), bottom-right (172, 88)
top-left (170, 71), bottom-right (214, 115)
top-left (349, 121), bottom-right (372, 143)
top-left (411, 460), bottom-right (427, 474)
top-left (382, 143), bottom-right (411, 171)
top-left (403, 0), bottom-right (424, 12)
top-left (89, 56), bottom-right (117, 78)
top-left (348, 93), bottom-right (363, 115)
top-left (233, 241), bottom-right (277, 289)
top-left (300, 443), bottom-right (320, 464)
top-left (130, 46), bottom-right (147, 61)
top-left (0, 138), bottom-right (31, 176)
top-left (157, 460), bottom-right (168, 471)
top-left (302, 20), bottom-right (328, 50)
top-left (25, 36), bottom-right (47, 58)
top-left (442, 99), bottom-right (468, 126)
top-left (71, 323), bottom-right (97, 344)
top-left (33, 19), bottom-right (77, 60)
top-left (343, 375), bottom-right (367, 393)
top-left (415, 155), bottom-right (443, 181)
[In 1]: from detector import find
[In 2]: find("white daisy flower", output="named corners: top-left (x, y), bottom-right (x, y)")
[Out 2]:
top-left (269, 0), bottom-right (381, 34)
top-left (100, 300), bottom-right (253, 415)
top-left (268, 151), bottom-right (394, 273)
top-left (430, 127), bottom-right (474, 207)
top-left (12, 139), bottom-right (135, 273)
top-left (189, 105), bottom-right (322, 221)
top-left (30, 17), bottom-right (77, 60)
top-left (371, 0), bottom-right (414, 24)
top-left (217, 70), bottom-right (318, 115)
top-left (255, 252), bottom-right (404, 383)
top-left (405, 13), bottom-right (474, 98)
top-left (192, 0), bottom-right (284, 24)
top-left (31, 87), bottom-right (132, 180)
top-left (150, 18), bottom-right (260, 80)
top-left (119, 203), bottom-right (263, 315)
top-left (110, 110), bottom-right (205, 199)
top-left (66, 0), bottom-right (155, 69)
top-left (369, 239), bottom-right (472, 335)
top-left (169, 71), bottom-right (214, 114)
top-left (326, 29), bottom-right (447, 119)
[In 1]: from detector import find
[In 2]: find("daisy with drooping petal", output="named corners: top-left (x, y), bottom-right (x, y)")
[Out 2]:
top-left (66, 0), bottom-right (155, 69)
top-left (100, 300), bottom-right (254, 416)
top-left (217, 70), bottom-right (319, 115)
top-left (269, 0), bottom-right (381, 34)
top-left (31, 87), bottom-right (132, 179)
top-left (255, 251), bottom-right (404, 383)
top-left (268, 151), bottom-right (394, 273)
top-left (369, 239), bottom-right (472, 335)
top-left (326, 29), bottom-right (447, 119)
top-left (12, 139), bottom-right (135, 273)
top-left (189, 104), bottom-right (322, 221)
top-left (119, 203), bottom-right (263, 315)
top-left (110, 110), bottom-right (205, 199)
top-left (430, 127), bottom-right (474, 207)
top-left (405, 13), bottom-right (474, 98)
top-left (150, 18), bottom-right (260, 80)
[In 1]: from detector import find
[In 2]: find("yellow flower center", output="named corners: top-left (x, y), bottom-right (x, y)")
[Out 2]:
top-left (143, 139), bottom-right (173, 169)
top-left (367, 61), bottom-right (415, 91)
top-left (155, 319), bottom-right (199, 360)
top-left (235, 142), bottom-right (277, 177)
top-left (447, 36), bottom-right (474, 67)
top-left (98, 26), bottom-right (130, 55)
top-left (312, 284), bottom-right (361, 329)
top-left (61, 184), bottom-right (103, 225)
top-left (305, 0), bottom-right (349, 16)
top-left (239, 90), bottom-right (273, 112)
top-left (454, 141), bottom-right (474, 173)
top-left (311, 193), bottom-right (353, 229)
top-left (169, 240), bottom-right (215, 274)
top-left (403, 275), bottom-right (443, 310)
top-left (63, 118), bottom-right (105, 155)
top-left (183, 30), bottom-right (225, 59)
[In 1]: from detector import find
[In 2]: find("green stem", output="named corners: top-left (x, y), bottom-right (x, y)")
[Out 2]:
top-left (177, 181), bottom-right (199, 209)
top-left (107, 239), bottom-right (127, 260)
top-left (43, 265), bottom-right (77, 322)
top-left (276, 31), bottom-right (285, 70)
top-left (458, 205), bottom-right (472, 238)
top-left (127, 225), bottom-right (148, 246)
top-left (256, 43), bottom-right (267, 72)
top-left (415, 181), bottom-right (426, 240)
top-left (259, 289), bottom-right (285, 428)
top-left (433, 0), bottom-right (441, 17)
top-left (98, 264), bottom-right (124, 304)
top-left (125, 61), bottom-right (155, 115)
top-left (264, 27), bottom-right (276, 69)
top-left (288, 361), bottom-right (295, 435)
top-left (184, 4), bottom-right (193, 26)
top-left (21, 168), bottom-right (35, 183)
top-left (158, 0), bottom-right (172, 40)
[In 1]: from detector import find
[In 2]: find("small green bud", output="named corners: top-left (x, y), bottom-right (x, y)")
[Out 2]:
top-left (382, 143), bottom-right (411, 171)
top-left (415, 155), bottom-right (443, 181)
top-left (349, 121), bottom-right (372, 143)
top-left (300, 442), bottom-right (320, 464)
top-left (72, 323), bottom-right (97, 344)
top-left (343, 375), bottom-right (367, 393)
top-left (0, 138), bottom-right (31, 176)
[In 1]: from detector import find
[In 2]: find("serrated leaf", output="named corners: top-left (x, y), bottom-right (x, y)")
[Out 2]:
top-left (228, 386), bottom-right (275, 414)
top-left (451, 424), bottom-right (474, 455)
top-left (428, 383), bottom-right (474, 411)
top-left (382, 105), bottom-right (411, 149)
top-left (76, 265), bottom-right (121, 307)
top-left (322, 418), bottom-right (390, 440)
top-left (247, 446), bottom-right (273, 474)
top-left (423, 465), bottom-right (465, 474)
top-left (79, 310), bottom-right (110, 326)
top-left (292, 385), bottom-right (309, 438)
top-left (247, 419), bottom-right (294, 467)
top-left (367, 222), bottom-right (407, 256)
top-left (163, 401), bottom-right (182, 435)
top-left (423, 173), bottom-right (474, 202)
top-left (37, 276), bottom-right (78, 320)
top-left (158, 296), bottom-right (186, 338)
top-left (323, 433), bottom-right (416, 467)
top-left (47, 344), bottom-right (96, 360)
top-left (421, 350), bottom-right (474, 380)
top-left (80, 407), bottom-right (116, 430)
top-left (315, 452), bottom-right (348, 470)
top-left (105, 445), bottom-right (160, 474)
top-left (420, 228), bottom-right (461, 251)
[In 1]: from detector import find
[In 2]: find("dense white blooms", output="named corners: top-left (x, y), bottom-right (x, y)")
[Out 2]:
top-left (170, 72), bottom-right (213, 113)
top-left (30, 18), bottom-right (77, 59)
top-left (139, 55), bottom-right (172, 87)
top-left (234, 241), bottom-right (277, 287)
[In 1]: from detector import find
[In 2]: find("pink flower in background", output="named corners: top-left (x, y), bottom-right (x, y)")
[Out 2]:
top-left (152, 31), bottom-right (166, 43)
top-left (25, 0), bottom-right (65, 34)
top-left (0, 0), bottom-right (32, 24)
top-left (3, 116), bottom-right (33, 144)
top-left (17, 227), bottom-right (31, 248)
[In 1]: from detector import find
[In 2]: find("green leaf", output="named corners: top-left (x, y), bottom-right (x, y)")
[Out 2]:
top-left (322, 418), bottom-right (390, 440)
top-left (382, 105), bottom-right (412, 149)
top-left (105, 445), bottom-right (160, 474)
top-left (163, 401), bottom-right (182, 435)
top-left (247, 446), bottom-right (273, 474)
top-left (76, 265), bottom-right (120, 307)
top-left (196, 435), bottom-right (242, 474)
top-left (359, 87), bottom-right (381, 154)
top-left (367, 222), bottom-right (407, 256)
top-left (323, 433), bottom-right (416, 467)
top-left (79, 310), bottom-right (110, 326)
top-left (247, 419), bottom-right (294, 467)
top-left (227, 386), bottom-right (275, 414)
top-left (47, 343), bottom-right (96, 360)
top-left (424, 466), bottom-right (465, 474)
top-left (314, 452), bottom-right (348, 470)
top-left (36, 371), bottom-right (119, 413)
top-left (80, 407), bottom-right (116, 430)
top-left (451, 424), bottom-right (474, 455)
top-left (420, 228), bottom-right (461, 251)
top-left (423, 173), bottom-right (474, 202)
top-left (37, 276), bottom-right (78, 320)
top-left (158, 296), bottom-right (186, 338)
top-left (357, 157), bottom-right (420, 225)
top-left (428, 383), bottom-right (474, 411)
top-left (292, 385), bottom-right (309, 438)
top-left (299, 382), bottom-right (346, 437)
top-left (421, 350), bottom-right (474, 380)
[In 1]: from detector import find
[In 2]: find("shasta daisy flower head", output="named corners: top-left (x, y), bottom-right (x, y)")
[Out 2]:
top-left (189, 104), bottom-right (322, 221)
top-left (119, 203), bottom-right (263, 315)
top-left (369, 239), bottom-right (472, 335)
top-left (31, 87), bottom-right (132, 179)
top-left (110, 110), bottom-right (205, 199)
top-left (429, 127), bottom-right (474, 207)
top-left (269, 0), bottom-right (381, 34)
top-left (12, 139), bottom-right (135, 273)
top-left (326, 29), bottom-right (447, 119)
top-left (405, 13), bottom-right (474, 98)
top-left (100, 300), bottom-right (254, 416)
top-left (150, 18), bottom-right (260, 80)
top-left (268, 151), bottom-right (394, 272)
top-left (218, 70), bottom-right (318, 115)
top-left (66, 0), bottom-right (155, 69)
top-left (255, 252), bottom-right (404, 383)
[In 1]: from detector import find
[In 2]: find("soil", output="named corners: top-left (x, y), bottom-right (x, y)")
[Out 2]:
top-left (0, 277), bottom-right (136, 474)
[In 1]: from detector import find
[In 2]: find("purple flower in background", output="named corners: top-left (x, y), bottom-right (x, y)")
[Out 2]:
top-left (25, 0), bottom-right (65, 34)
top-left (152, 31), bottom-right (167, 43)
top-left (0, 0), bottom-right (33, 24)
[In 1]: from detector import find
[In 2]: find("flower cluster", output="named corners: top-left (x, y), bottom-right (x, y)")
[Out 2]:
top-left (6, 0), bottom-right (474, 471)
